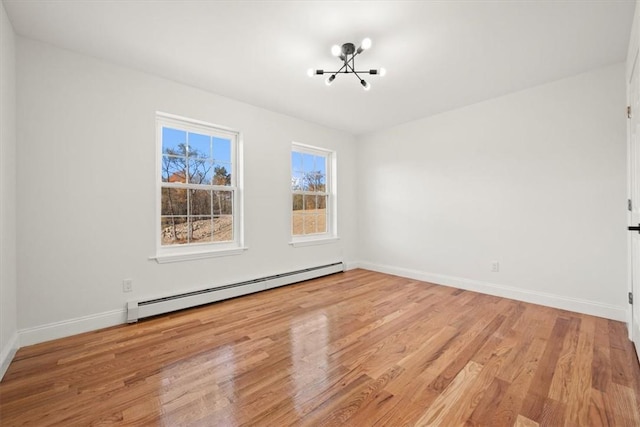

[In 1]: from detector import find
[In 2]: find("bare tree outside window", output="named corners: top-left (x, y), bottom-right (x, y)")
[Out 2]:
top-left (159, 123), bottom-right (237, 247)
top-left (291, 144), bottom-right (333, 237)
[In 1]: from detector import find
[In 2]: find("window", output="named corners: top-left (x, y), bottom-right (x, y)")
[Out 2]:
top-left (291, 143), bottom-right (337, 245)
top-left (155, 113), bottom-right (244, 262)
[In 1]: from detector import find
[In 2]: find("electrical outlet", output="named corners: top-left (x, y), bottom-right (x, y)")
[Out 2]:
top-left (123, 279), bottom-right (133, 293)
top-left (491, 261), bottom-right (500, 273)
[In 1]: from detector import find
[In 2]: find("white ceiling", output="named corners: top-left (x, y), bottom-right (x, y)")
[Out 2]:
top-left (3, 0), bottom-right (636, 135)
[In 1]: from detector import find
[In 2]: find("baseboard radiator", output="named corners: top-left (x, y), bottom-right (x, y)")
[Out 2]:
top-left (126, 262), bottom-right (344, 323)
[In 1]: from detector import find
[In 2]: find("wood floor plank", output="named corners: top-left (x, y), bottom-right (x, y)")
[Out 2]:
top-left (414, 360), bottom-right (484, 426)
top-left (589, 388), bottom-right (614, 427)
top-left (538, 397), bottom-right (566, 426)
top-left (311, 364), bottom-right (404, 426)
top-left (426, 313), bottom-right (506, 395)
top-left (489, 336), bottom-right (547, 425)
top-left (606, 382), bottom-right (640, 426)
top-left (592, 317), bottom-right (612, 393)
top-left (465, 376), bottom-right (510, 426)
top-left (437, 346), bottom-right (513, 426)
top-left (1, 269), bottom-right (639, 426)
top-left (520, 316), bottom-right (570, 422)
top-left (564, 315), bottom-right (595, 426)
top-left (548, 316), bottom-right (581, 402)
top-left (515, 414), bottom-right (539, 427)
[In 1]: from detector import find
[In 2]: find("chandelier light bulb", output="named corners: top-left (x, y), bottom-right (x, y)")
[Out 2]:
top-left (326, 74), bottom-right (336, 86)
top-left (307, 68), bottom-right (314, 77)
top-left (379, 67), bottom-right (387, 77)
top-left (331, 45), bottom-right (341, 57)
top-left (361, 38), bottom-right (372, 50)
top-left (361, 79), bottom-right (370, 90)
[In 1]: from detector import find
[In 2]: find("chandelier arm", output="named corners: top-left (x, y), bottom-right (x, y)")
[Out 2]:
top-left (352, 70), bottom-right (364, 81)
top-left (327, 63), bottom-right (348, 76)
top-left (323, 71), bottom-right (374, 74)
top-left (320, 63), bottom-right (348, 84)
top-left (344, 56), bottom-right (374, 75)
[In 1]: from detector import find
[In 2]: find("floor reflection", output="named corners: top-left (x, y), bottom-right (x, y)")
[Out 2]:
top-left (290, 311), bottom-right (329, 415)
top-left (158, 344), bottom-right (236, 425)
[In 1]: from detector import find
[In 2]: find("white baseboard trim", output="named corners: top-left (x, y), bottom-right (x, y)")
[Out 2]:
top-left (17, 263), bottom-right (353, 347)
top-left (19, 309), bottom-right (127, 347)
top-left (8, 262), bottom-right (625, 357)
top-left (0, 332), bottom-right (19, 381)
top-left (344, 260), bottom-right (362, 271)
top-left (359, 261), bottom-right (627, 322)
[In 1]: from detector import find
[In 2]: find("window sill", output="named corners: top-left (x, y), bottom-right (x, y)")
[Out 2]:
top-left (150, 247), bottom-right (248, 264)
top-left (288, 237), bottom-right (339, 248)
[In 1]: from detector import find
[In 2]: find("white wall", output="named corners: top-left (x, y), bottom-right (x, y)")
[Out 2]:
top-left (0, 1), bottom-right (18, 377)
top-left (357, 63), bottom-right (628, 320)
top-left (10, 34), bottom-right (629, 350)
top-left (16, 38), bottom-right (358, 344)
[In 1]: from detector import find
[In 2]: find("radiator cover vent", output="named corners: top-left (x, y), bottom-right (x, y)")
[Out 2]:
top-left (127, 262), bottom-right (344, 323)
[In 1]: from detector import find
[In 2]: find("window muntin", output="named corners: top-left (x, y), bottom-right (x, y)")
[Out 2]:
top-left (291, 143), bottom-right (335, 240)
top-left (156, 113), bottom-right (242, 259)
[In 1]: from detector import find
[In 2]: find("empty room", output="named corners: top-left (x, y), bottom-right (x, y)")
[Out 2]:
top-left (1, 0), bottom-right (640, 425)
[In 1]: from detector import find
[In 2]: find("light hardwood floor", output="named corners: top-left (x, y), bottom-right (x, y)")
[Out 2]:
top-left (1, 269), bottom-right (639, 426)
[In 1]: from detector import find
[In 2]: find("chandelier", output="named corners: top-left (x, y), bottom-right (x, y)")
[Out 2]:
top-left (307, 38), bottom-right (386, 90)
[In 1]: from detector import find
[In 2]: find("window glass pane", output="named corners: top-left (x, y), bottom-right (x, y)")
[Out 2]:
top-left (161, 216), bottom-right (188, 245)
top-left (212, 191), bottom-right (233, 215)
top-left (303, 195), bottom-right (317, 212)
top-left (190, 189), bottom-right (212, 216)
top-left (317, 195), bottom-right (327, 210)
top-left (317, 196), bottom-right (327, 234)
top-left (317, 212), bottom-right (327, 233)
top-left (213, 216), bottom-right (233, 242)
top-left (162, 127), bottom-right (186, 155)
top-left (319, 174), bottom-right (327, 192)
top-left (189, 216), bottom-right (213, 243)
top-left (162, 156), bottom-right (186, 183)
top-left (315, 155), bottom-right (326, 176)
top-left (291, 151), bottom-right (303, 172)
top-left (188, 158), bottom-right (213, 185)
top-left (302, 153), bottom-right (314, 173)
top-left (301, 172), bottom-right (312, 192)
top-left (291, 145), bottom-right (333, 239)
top-left (213, 163), bottom-right (232, 186)
top-left (161, 188), bottom-right (187, 215)
top-left (303, 214), bottom-right (317, 234)
top-left (292, 212), bottom-right (303, 235)
top-left (292, 171), bottom-right (304, 191)
top-left (213, 137), bottom-right (231, 163)
top-left (306, 170), bottom-right (325, 192)
top-left (188, 132), bottom-right (211, 159)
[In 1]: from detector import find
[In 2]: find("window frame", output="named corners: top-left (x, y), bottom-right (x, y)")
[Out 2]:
top-left (290, 142), bottom-right (338, 246)
top-left (153, 112), bottom-right (245, 263)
